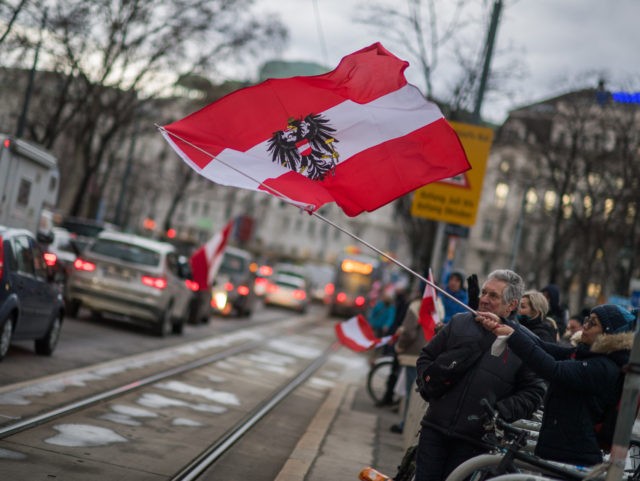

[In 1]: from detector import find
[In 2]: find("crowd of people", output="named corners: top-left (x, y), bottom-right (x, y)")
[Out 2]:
top-left (363, 268), bottom-right (638, 481)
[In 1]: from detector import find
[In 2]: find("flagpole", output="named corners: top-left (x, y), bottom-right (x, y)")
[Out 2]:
top-left (311, 211), bottom-right (476, 315)
top-left (157, 125), bottom-right (476, 316)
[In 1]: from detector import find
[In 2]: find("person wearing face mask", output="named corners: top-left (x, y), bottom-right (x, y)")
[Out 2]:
top-left (476, 304), bottom-right (636, 466)
top-left (517, 290), bottom-right (558, 343)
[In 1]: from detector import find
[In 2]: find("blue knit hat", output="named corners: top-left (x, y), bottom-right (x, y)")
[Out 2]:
top-left (590, 304), bottom-right (636, 334)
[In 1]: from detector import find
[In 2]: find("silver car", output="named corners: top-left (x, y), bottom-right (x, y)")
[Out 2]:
top-left (65, 231), bottom-right (192, 336)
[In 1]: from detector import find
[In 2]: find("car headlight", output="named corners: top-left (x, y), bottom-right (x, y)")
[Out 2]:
top-left (212, 291), bottom-right (228, 310)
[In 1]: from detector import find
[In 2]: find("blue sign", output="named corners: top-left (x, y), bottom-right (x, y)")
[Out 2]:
top-left (611, 92), bottom-right (640, 104)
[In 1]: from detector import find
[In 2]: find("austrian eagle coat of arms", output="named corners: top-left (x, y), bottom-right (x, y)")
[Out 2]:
top-left (267, 113), bottom-right (339, 181)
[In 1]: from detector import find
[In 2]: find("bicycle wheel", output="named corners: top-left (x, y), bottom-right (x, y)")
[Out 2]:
top-left (628, 439), bottom-right (640, 481)
top-left (366, 358), bottom-right (396, 404)
top-left (445, 454), bottom-right (514, 481)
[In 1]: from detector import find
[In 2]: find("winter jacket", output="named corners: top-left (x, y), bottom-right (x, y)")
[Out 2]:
top-left (417, 312), bottom-right (546, 440)
top-left (518, 315), bottom-right (558, 343)
top-left (368, 300), bottom-right (396, 335)
top-left (505, 325), bottom-right (632, 466)
top-left (441, 287), bottom-right (469, 324)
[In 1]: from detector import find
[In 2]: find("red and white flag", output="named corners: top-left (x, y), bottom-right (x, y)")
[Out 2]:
top-left (418, 269), bottom-right (441, 341)
top-left (160, 43), bottom-right (470, 217)
top-left (335, 314), bottom-right (396, 352)
top-left (189, 220), bottom-right (233, 290)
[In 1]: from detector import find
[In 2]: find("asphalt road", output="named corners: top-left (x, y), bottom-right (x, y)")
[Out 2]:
top-left (0, 301), bottom-right (326, 387)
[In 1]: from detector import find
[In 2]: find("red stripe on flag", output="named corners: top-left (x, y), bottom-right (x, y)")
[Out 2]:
top-left (261, 118), bottom-right (466, 215)
top-left (164, 43), bottom-right (408, 166)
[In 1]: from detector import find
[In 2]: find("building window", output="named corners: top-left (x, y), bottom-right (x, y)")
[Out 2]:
top-left (494, 183), bottom-right (509, 208)
top-left (16, 178), bottom-right (31, 206)
top-left (544, 191), bottom-right (557, 212)
top-left (525, 188), bottom-right (538, 214)
top-left (481, 220), bottom-right (494, 241)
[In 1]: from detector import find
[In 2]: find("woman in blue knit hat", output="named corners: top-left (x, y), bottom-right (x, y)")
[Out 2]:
top-left (476, 303), bottom-right (636, 466)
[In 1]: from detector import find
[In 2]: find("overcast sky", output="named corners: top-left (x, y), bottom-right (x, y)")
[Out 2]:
top-left (254, 0), bottom-right (639, 124)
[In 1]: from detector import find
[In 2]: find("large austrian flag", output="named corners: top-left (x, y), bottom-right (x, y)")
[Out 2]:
top-left (161, 43), bottom-right (470, 217)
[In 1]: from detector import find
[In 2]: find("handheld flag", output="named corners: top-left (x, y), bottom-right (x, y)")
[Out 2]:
top-left (335, 314), bottom-right (397, 352)
top-left (189, 220), bottom-right (233, 290)
top-left (418, 269), bottom-right (441, 341)
top-left (161, 42), bottom-right (470, 217)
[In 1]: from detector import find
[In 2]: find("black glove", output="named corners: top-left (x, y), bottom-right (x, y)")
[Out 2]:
top-left (467, 274), bottom-right (479, 310)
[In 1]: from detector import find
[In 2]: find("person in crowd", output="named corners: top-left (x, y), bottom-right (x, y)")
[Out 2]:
top-left (541, 284), bottom-right (568, 336)
top-left (441, 271), bottom-right (469, 324)
top-left (518, 290), bottom-right (558, 342)
top-left (477, 304), bottom-right (635, 466)
top-left (375, 286), bottom-right (412, 407)
top-left (368, 291), bottom-right (397, 338)
top-left (389, 296), bottom-right (426, 432)
top-left (562, 312), bottom-right (586, 346)
top-left (415, 269), bottom-right (546, 481)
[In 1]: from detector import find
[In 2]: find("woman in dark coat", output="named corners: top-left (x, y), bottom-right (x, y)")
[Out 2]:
top-left (518, 290), bottom-right (558, 342)
top-left (477, 304), bottom-right (635, 466)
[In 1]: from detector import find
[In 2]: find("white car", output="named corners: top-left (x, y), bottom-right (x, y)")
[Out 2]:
top-left (263, 273), bottom-right (309, 313)
top-left (65, 231), bottom-right (193, 336)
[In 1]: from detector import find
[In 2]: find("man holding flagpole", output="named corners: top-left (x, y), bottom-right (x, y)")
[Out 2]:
top-left (414, 269), bottom-right (546, 481)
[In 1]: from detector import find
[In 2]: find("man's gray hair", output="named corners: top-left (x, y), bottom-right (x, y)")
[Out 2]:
top-left (487, 269), bottom-right (524, 305)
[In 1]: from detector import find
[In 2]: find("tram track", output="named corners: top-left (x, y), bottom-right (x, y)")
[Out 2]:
top-left (0, 314), bottom-right (346, 480)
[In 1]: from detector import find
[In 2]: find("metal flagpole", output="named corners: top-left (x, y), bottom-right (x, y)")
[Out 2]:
top-left (157, 126), bottom-right (477, 315)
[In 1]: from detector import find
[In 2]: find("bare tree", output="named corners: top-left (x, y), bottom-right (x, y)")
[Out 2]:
top-left (1, 0), bottom-right (287, 220)
top-left (498, 85), bottom-right (640, 307)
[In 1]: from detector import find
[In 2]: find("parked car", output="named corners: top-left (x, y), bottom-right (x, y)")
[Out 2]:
top-left (0, 226), bottom-right (65, 360)
top-left (65, 231), bottom-right (192, 336)
top-left (210, 246), bottom-right (258, 317)
top-left (40, 227), bottom-right (84, 282)
top-left (263, 272), bottom-right (310, 313)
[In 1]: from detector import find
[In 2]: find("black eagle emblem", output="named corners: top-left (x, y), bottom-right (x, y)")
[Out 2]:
top-left (267, 114), bottom-right (339, 180)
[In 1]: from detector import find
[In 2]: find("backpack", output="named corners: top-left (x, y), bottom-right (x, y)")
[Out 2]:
top-left (417, 337), bottom-right (492, 401)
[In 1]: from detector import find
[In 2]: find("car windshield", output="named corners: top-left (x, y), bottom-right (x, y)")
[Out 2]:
top-left (274, 274), bottom-right (306, 288)
top-left (220, 253), bottom-right (247, 274)
top-left (90, 239), bottom-right (160, 266)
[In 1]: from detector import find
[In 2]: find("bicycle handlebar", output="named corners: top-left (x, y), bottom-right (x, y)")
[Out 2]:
top-left (480, 398), bottom-right (532, 441)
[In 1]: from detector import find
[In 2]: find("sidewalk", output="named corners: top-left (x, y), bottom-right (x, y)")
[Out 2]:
top-left (276, 378), bottom-right (408, 481)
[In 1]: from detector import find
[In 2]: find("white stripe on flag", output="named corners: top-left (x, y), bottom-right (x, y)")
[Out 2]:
top-left (193, 84), bottom-right (442, 189)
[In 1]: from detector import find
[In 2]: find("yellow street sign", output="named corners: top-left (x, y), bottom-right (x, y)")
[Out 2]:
top-left (411, 121), bottom-right (493, 226)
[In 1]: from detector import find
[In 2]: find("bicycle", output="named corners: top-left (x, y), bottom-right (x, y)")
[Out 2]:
top-left (366, 354), bottom-right (400, 405)
top-left (444, 399), bottom-right (605, 481)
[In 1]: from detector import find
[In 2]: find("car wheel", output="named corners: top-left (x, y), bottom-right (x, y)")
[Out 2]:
top-left (0, 317), bottom-right (13, 361)
top-left (67, 299), bottom-right (81, 318)
top-left (35, 314), bottom-right (62, 356)
top-left (154, 309), bottom-right (172, 337)
top-left (172, 319), bottom-right (184, 335)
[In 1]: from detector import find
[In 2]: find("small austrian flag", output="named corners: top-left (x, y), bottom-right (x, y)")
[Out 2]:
top-left (335, 314), bottom-right (396, 352)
